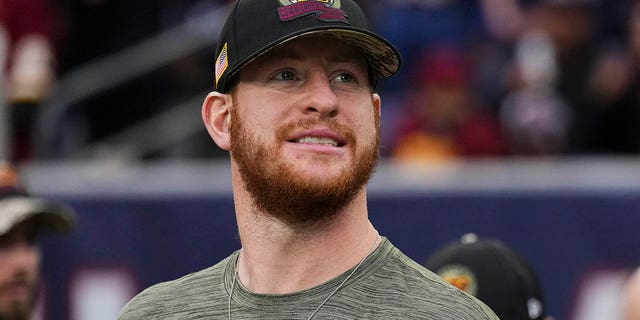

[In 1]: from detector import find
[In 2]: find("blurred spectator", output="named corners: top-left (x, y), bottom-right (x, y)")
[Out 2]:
top-left (487, 0), bottom-right (612, 155)
top-left (526, 0), bottom-right (600, 153)
top-left (499, 30), bottom-right (571, 155)
top-left (389, 46), bottom-right (507, 162)
top-left (426, 234), bottom-right (553, 320)
top-left (473, 0), bottom-right (529, 108)
top-left (621, 267), bottom-right (640, 320)
top-left (0, 0), bottom-right (59, 162)
top-left (584, 43), bottom-right (639, 153)
top-left (0, 161), bottom-right (75, 320)
top-left (6, 0), bottom-right (639, 160)
top-left (579, 0), bottom-right (640, 154)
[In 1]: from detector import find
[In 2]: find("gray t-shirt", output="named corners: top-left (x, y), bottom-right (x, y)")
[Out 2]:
top-left (118, 238), bottom-right (499, 319)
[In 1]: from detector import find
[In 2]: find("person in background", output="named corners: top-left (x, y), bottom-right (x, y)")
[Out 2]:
top-left (426, 233), bottom-right (554, 320)
top-left (582, 0), bottom-right (640, 154)
top-left (389, 46), bottom-right (507, 162)
top-left (510, 0), bottom-right (599, 154)
top-left (0, 162), bottom-right (75, 320)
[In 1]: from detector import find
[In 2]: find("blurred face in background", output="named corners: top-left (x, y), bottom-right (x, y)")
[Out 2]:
top-left (622, 268), bottom-right (640, 320)
top-left (0, 220), bottom-right (41, 320)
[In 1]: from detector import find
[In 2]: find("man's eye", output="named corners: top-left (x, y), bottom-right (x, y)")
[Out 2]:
top-left (274, 71), bottom-right (295, 81)
top-left (333, 72), bottom-right (355, 83)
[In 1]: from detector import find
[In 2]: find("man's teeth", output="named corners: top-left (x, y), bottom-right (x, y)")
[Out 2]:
top-left (296, 137), bottom-right (338, 147)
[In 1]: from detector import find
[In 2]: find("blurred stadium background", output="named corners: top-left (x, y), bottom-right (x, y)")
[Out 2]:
top-left (2, 0), bottom-right (640, 319)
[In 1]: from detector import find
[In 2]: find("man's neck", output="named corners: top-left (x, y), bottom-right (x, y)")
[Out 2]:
top-left (233, 190), bottom-right (379, 295)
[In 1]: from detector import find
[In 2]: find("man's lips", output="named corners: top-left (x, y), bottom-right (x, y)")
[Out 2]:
top-left (0, 281), bottom-right (33, 300)
top-left (286, 129), bottom-right (347, 147)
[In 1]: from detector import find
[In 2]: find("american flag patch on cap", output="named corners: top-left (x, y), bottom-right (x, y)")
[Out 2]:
top-left (215, 43), bottom-right (229, 86)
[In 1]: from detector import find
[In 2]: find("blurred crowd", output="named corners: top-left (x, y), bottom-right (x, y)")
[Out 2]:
top-left (377, 0), bottom-right (640, 162)
top-left (2, 0), bottom-right (640, 163)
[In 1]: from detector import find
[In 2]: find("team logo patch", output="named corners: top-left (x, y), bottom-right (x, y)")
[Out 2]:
top-left (437, 264), bottom-right (478, 296)
top-left (277, 0), bottom-right (348, 23)
top-left (215, 42), bottom-right (229, 86)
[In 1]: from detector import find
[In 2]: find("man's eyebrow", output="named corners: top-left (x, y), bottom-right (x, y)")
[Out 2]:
top-left (261, 48), bottom-right (304, 63)
top-left (329, 53), bottom-right (365, 65)
top-left (261, 47), bottom-right (365, 65)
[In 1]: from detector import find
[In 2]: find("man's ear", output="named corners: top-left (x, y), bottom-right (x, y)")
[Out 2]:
top-left (372, 93), bottom-right (381, 118)
top-left (202, 91), bottom-right (232, 151)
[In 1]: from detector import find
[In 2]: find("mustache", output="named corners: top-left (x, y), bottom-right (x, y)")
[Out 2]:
top-left (0, 274), bottom-right (36, 292)
top-left (275, 119), bottom-right (356, 145)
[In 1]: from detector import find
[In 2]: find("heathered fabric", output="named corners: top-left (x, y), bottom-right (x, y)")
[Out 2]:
top-left (118, 238), bottom-right (499, 319)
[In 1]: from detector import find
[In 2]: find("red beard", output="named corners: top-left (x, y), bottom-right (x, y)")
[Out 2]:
top-left (229, 106), bottom-right (380, 226)
top-left (0, 276), bottom-right (37, 320)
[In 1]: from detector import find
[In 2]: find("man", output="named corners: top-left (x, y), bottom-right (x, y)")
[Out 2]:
top-left (118, 0), bottom-right (499, 319)
top-left (0, 162), bottom-right (75, 320)
top-left (622, 267), bottom-right (640, 320)
top-left (426, 234), bottom-right (554, 320)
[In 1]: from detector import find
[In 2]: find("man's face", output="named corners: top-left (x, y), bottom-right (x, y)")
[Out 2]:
top-left (0, 220), bottom-right (40, 320)
top-left (229, 36), bottom-right (381, 225)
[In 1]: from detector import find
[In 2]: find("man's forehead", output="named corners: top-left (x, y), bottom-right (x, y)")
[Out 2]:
top-left (0, 218), bottom-right (37, 244)
top-left (253, 36), bottom-right (369, 67)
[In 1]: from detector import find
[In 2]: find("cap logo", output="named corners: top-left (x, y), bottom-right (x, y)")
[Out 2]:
top-left (437, 264), bottom-right (478, 296)
top-left (277, 0), bottom-right (348, 23)
top-left (215, 42), bottom-right (229, 86)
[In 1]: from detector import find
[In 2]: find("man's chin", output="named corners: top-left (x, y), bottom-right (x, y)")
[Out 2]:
top-left (292, 170), bottom-right (349, 187)
top-left (282, 150), bottom-right (350, 169)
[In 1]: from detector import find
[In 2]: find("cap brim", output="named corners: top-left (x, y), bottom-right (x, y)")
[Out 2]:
top-left (0, 197), bottom-right (76, 236)
top-left (229, 28), bottom-right (401, 88)
top-left (297, 29), bottom-right (401, 79)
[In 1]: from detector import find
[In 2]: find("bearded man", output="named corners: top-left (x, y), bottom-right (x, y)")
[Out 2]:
top-left (118, 0), bottom-right (499, 319)
top-left (0, 163), bottom-right (75, 320)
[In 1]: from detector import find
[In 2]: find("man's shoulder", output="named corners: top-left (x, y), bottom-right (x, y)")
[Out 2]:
top-left (117, 254), bottom-right (234, 319)
top-left (372, 244), bottom-right (499, 320)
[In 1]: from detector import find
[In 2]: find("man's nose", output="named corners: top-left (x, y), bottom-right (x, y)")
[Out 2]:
top-left (4, 241), bottom-right (39, 268)
top-left (301, 73), bottom-right (339, 118)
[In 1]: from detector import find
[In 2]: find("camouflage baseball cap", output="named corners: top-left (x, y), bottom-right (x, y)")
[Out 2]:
top-left (213, 0), bottom-right (401, 92)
